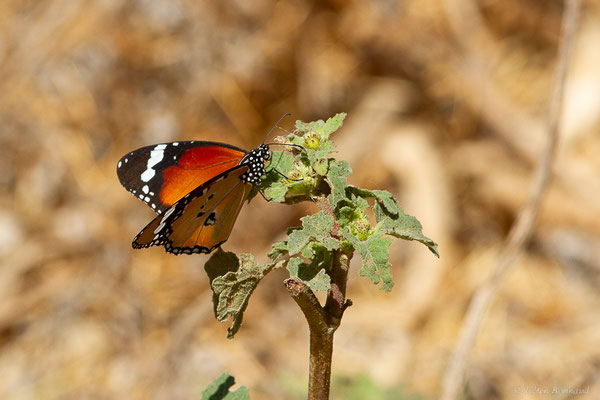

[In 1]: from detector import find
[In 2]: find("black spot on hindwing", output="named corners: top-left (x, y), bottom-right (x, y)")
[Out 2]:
top-left (204, 212), bottom-right (217, 226)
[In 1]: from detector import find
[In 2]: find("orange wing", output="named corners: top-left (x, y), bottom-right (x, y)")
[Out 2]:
top-left (117, 141), bottom-right (247, 215)
top-left (159, 145), bottom-right (246, 207)
top-left (132, 165), bottom-right (253, 255)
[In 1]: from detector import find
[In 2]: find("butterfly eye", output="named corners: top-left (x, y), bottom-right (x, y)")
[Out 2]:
top-left (264, 152), bottom-right (271, 161)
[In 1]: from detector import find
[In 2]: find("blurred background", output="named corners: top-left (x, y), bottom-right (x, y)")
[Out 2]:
top-left (1, 0), bottom-right (600, 399)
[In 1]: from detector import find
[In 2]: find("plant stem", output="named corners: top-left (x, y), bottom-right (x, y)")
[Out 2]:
top-left (285, 245), bottom-right (353, 400)
top-left (308, 325), bottom-right (335, 400)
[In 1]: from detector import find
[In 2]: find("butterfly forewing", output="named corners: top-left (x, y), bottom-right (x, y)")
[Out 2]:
top-left (132, 165), bottom-right (253, 255)
top-left (117, 141), bottom-right (247, 214)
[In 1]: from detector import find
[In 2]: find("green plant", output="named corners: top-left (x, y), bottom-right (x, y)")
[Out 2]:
top-left (205, 113), bottom-right (438, 399)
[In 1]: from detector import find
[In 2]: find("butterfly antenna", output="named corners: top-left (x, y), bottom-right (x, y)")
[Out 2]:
top-left (269, 167), bottom-right (304, 182)
top-left (262, 112), bottom-right (291, 144)
top-left (257, 188), bottom-right (272, 202)
top-left (265, 142), bottom-right (307, 153)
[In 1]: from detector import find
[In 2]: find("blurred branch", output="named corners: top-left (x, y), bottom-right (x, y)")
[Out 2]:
top-left (440, 1), bottom-right (582, 399)
top-left (439, 0), bottom-right (545, 161)
top-left (440, 0), bottom-right (497, 57)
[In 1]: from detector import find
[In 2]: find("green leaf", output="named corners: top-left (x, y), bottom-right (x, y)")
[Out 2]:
top-left (288, 211), bottom-right (338, 254)
top-left (341, 229), bottom-right (394, 291)
top-left (294, 119), bottom-right (313, 134)
top-left (321, 113), bottom-right (346, 137)
top-left (373, 202), bottom-right (439, 257)
top-left (366, 236), bottom-right (394, 291)
top-left (268, 240), bottom-right (288, 260)
top-left (292, 114), bottom-right (345, 166)
top-left (308, 140), bottom-right (337, 164)
top-left (205, 249), bottom-right (281, 338)
top-left (263, 181), bottom-right (288, 203)
top-left (327, 160), bottom-right (351, 207)
top-left (288, 229), bottom-right (310, 254)
top-left (303, 211), bottom-right (335, 238)
top-left (259, 151), bottom-right (296, 203)
top-left (347, 185), bottom-right (439, 257)
top-left (347, 192), bottom-right (369, 212)
top-left (347, 186), bottom-right (399, 215)
top-left (201, 372), bottom-right (249, 400)
top-left (371, 189), bottom-right (402, 215)
top-left (269, 150), bottom-right (295, 175)
top-left (295, 113), bottom-right (345, 136)
top-left (313, 158), bottom-right (329, 176)
top-left (322, 236), bottom-right (341, 251)
top-left (306, 268), bottom-right (331, 292)
top-left (286, 253), bottom-right (331, 292)
top-left (336, 205), bottom-right (357, 226)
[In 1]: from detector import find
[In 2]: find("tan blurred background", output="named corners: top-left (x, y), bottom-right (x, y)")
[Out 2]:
top-left (2, 1), bottom-right (600, 399)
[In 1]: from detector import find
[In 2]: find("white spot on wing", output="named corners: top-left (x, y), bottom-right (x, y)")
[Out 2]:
top-left (142, 185), bottom-right (149, 194)
top-left (154, 222), bottom-right (165, 234)
top-left (162, 205), bottom-right (176, 220)
top-left (173, 142), bottom-right (179, 146)
top-left (141, 169), bottom-right (154, 182)
top-left (141, 144), bottom-right (167, 182)
top-left (118, 161), bottom-right (122, 168)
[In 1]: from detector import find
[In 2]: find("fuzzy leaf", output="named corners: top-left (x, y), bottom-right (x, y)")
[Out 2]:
top-left (313, 157), bottom-right (329, 176)
top-left (371, 189), bottom-right (401, 215)
top-left (286, 255), bottom-right (331, 292)
top-left (342, 229), bottom-right (394, 291)
top-left (321, 113), bottom-right (346, 136)
top-left (373, 202), bottom-right (439, 257)
top-left (336, 205), bottom-right (357, 226)
top-left (327, 160), bottom-right (351, 207)
top-left (288, 229), bottom-right (310, 254)
top-left (346, 186), bottom-right (399, 214)
top-left (347, 192), bottom-right (369, 212)
top-left (306, 269), bottom-right (331, 292)
top-left (205, 250), bottom-right (280, 338)
top-left (293, 114), bottom-right (345, 164)
top-left (348, 185), bottom-right (439, 257)
top-left (322, 236), bottom-right (341, 251)
top-left (288, 211), bottom-right (337, 254)
top-left (269, 150), bottom-right (295, 175)
top-left (308, 141), bottom-right (337, 164)
top-left (263, 181), bottom-right (288, 203)
top-left (303, 211), bottom-right (335, 238)
top-left (295, 119), bottom-right (313, 134)
top-left (268, 240), bottom-right (288, 260)
top-left (201, 372), bottom-right (249, 400)
top-left (260, 150), bottom-right (297, 203)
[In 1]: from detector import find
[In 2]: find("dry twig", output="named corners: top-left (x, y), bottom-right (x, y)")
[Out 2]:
top-left (440, 1), bottom-right (582, 399)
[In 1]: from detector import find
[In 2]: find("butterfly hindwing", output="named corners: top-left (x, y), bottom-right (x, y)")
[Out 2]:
top-left (132, 165), bottom-right (253, 255)
top-left (117, 141), bottom-right (247, 214)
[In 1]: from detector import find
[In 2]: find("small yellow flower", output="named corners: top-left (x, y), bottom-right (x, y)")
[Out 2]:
top-left (304, 132), bottom-right (320, 150)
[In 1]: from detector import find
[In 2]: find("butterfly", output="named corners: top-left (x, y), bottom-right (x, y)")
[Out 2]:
top-left (117, 139), bottom-right (273, 255)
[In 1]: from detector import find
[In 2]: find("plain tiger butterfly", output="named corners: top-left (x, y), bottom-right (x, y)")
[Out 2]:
top-left (117, 119), bottom-right (292, 255)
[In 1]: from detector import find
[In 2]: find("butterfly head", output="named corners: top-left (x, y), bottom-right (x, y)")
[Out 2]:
top-left (240, 144), bottom-right (270, 185)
